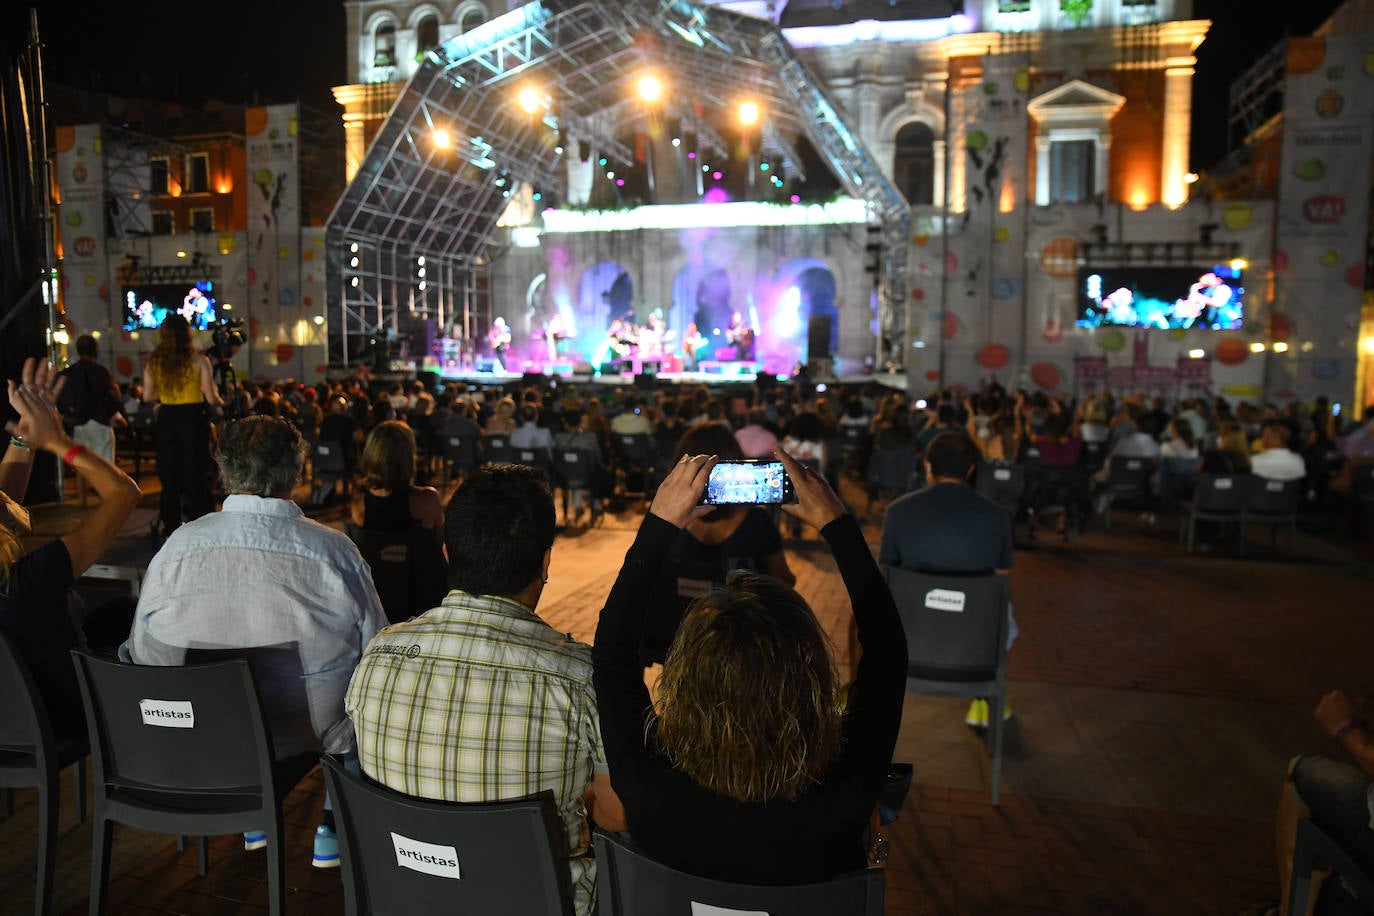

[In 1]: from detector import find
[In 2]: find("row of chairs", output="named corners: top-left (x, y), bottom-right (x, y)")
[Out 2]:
top-left (1179, 473), bottom-right (1302, 554)
top-left (0, 636), bottom-right (885, 915)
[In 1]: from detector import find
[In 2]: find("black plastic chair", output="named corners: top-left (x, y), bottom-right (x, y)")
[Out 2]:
top-left (481, 434), bottom-right (514, 465)
top-left (1243, 475), bottom-right (1301, 553)
top-left (593, 830), bottom-right (884, 916)
top-left (1178, 473), bottom-right (1246, 553)
top-left (865, 447), bottom-right (915, 516)
top-left (439, 434), bottom-right (480, 486)
top-left (1100, 456), bottom-right (1156, 530)
top-left (640, 556), bottom-right (729, 667)
top-left (512, 446), bottom-right (553, 475)
top-left (72, 651), bottom-right (312, 916)
top-left (310, 440), bottom-right (350, 502)
top-left (1287, 815), bottom-right (1374, 916)
top-left (884, 568), bottom-right (1011, 804)
top-left (551, 447), bottom-right (602, 526)
top-left (0, 633), bottom-right (87, 916)
top-left (612, 433), bottom-right (655, 501)
top-left (1079, 440), bottom-right (1108, 474)
top-left (975, 460), bottom-right (1027, 522)
top-left (320, 755), bottom-right (573, 916)
top-left (345, 523), bottom-right (449, 624)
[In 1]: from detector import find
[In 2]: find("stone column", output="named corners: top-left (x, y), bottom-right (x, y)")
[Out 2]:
top-left (1161, 65), bottom-right (1195, 208)
top-left (933, 139), bottom-right (946, 208)
top-left (1035, 135), bottom-right (1051, 205)
top-left (1094, 136), bottom-right (1110, 199)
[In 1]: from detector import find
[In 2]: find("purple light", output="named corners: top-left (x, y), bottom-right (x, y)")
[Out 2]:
top-left (616, 178), bottom-right (625, 186)
top-left (687, 151), bottom-right (696, 159)
top-left (702, 187), bottom-right (729, 205)
top-left (790, 194), bottom-right (801, 203)
top-left (712, 171), bottom-right (723, 181)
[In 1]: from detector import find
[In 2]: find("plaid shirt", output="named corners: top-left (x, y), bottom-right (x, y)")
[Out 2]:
top-left (345, 591), bottom-right (607, 916)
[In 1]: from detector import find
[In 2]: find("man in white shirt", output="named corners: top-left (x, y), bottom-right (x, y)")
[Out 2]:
top-left (1250, 420), bottom-right (1306, 481)
top-left (609, 396), bottom-right (651, 435)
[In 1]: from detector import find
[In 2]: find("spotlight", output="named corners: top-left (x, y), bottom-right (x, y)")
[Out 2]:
top-left (1230, 258), bottom-right (1248, 271)
top-left (350, 242), bottom-right (359, 253)
top-left (416, 256), bottom-right (425, 266)
top-left (1188, 349), bottom-right (1205, 359)
top-left (554, 145), bottom-right (564, 155)
top-left (671, 137), bottom-right (681, 148)
top-left (598, 157), bottom-right (608, 167)
top-left (350, 277), bottom-right (360, 288)
top-left (517, 85), bottom-right (543, 114)
top-left (1249, 342), bottom-right (1266, 353)
top-left (712, 171), bottom-right (722, 180)
top-left (737, 100), bottom-right (760, 126)
top-left (607, 171), bottom-right (615, 179)
top-left (312, 315), bottom-right (325, 325)
top-left (350, 257), bottom-right (360, 268)
top-left (418, 280), bottom-right (427, 290)
top-left (760, 162), bottom-right (770, 172)
top-left (635, 73), bottom-right (664, 103)
top-left (418, 267), bottom-right (426, 278)
top-left (432, 128), bottom-right (452, 149)
top-left (1273, 341), bottom-right (1289, 353)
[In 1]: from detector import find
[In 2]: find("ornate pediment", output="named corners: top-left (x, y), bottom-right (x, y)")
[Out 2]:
top-left (1027, 79), bottom-right (1126, 121)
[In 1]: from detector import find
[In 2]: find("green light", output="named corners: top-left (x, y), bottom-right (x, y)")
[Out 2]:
top-left (598, 157), bottom-right (608, 166)
top-left (760, 162), bottom-right (770, 172)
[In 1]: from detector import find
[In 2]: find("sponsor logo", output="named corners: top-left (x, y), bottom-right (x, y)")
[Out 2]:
top-left (139, 698), bottom-right (195, 728)
top-left (1302, 195), bottom-right (1347, 224)
top-left (72, 236), bottom-right (97, 257)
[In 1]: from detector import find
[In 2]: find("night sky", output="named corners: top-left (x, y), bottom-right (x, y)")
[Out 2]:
top-left (11, 0), bottom-right (1353, 170)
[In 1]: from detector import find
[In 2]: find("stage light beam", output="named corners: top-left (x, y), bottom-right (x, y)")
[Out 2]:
top-left (517, 85), bottom-right (543, 114)
top-left (432, 128), bottom-right (452, 149)
top-left (737, 101), bottom-right (760, 127)
top-left (636, 73), bottom-right (664, 104)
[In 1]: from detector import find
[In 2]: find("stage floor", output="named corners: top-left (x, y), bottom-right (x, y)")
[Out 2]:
top-left (433, 365), bottom-right (908, 391)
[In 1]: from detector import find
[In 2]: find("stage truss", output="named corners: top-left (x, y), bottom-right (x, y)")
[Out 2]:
top-left (326, 0), bottom-right (909, 370)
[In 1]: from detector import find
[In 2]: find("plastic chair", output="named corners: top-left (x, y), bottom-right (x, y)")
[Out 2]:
top-left (1079, 440), bottom-right (1108, 474)
top-left (612, 433), bottom-right (655, 501)
top-left (883, 568), bottom-right (1011, 804)
top-left (1100, 456), bottom-right (1156, 530)
top-left (0, 633), bottom-right (87, 916)
top-left (865, 447), bottom-right (916, 516)
top-left (345, 523), bottom-right (449, 624)
top-left (1287, 815), bottom-right (1374, 916)
top-left (320, 755), bottom-right (573, 916)
top-left (974, 460), bottom-right (1026, 521)
top-left (481, 434), bottom-right (513, 465)
top-left (593, 830), bottom-right (884, 916)
top-left (1243, 475), bottom-right (1301, 553)
top-left (640, 556), bottom-right (729, 667)
top-left (512, 446), bottom-right (553, 475)
top-left (439, 434), bottom-right (480, 486)
top-left (310, 440), bottom-right (350, 501)
top-left (72, 651), bottom-right (314, 916)
top-left (1178, 473), bottom-right (1246, 553)
top-left (551, 447), bottom-right (602, 526)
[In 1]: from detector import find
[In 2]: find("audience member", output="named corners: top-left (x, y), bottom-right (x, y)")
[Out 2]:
top-left (880, 432), bottom-right (1015, 726)
top-left (610, 396), bottom-right (651, 435)
top-left (1251, 420), bottom-right (1306, 481)
top-left (735, 408), bottom-right (779, 459)
top-left (319, 395), bottom-right (363, 472)
top-left (511, 404), bottom-right (555, 450)
top-left (58, 335), bottom-right (128, 507)
top-left (484, 396), bottom-right (517, 435)
top-left (128, 416), bottom-right (387, 868)
top-left (346, 465), bottom-right (625, 915)
top-left (592, 450), bottom-right (904, 885)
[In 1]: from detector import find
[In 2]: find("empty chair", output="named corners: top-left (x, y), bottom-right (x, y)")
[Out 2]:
top-left (0, 633), bottom-right (87, 916)
top-left (512, 446), bottom-right (553, 475)
top-left (1079, 440), bottom-right (1108, 475)
top-left (321, 755), bottom-right (572, 916)
top-left (974, 460), bottom-right (1026, 521)
top-left (864, 447), bottom-right (916, 515)
top-left (345, 523), bottom-right (449, 624)
top-left (883, 568), bottom-right (1011, 804)
top-left (1287, 815), bottom-right (1374, 916)
top-left (310, 440), bottom-right (350, 503)
top-left (481, 434), bottom-right (514, 465)
top-left (1178, 473), bottom-right (1246, 553)
top-left (439, 434), bottom-right (480, 486)
top-left (612, 433), bottom-right (655, 501)
top-left (1100, 456), bottom-right (1156, 530)
top-left (1244, 475), bottom-right (1301, 553)
top-left (593, 830), bottom-right (883, 916)
top-left (72, 651), bottom-right (315, 916)
top-left (551, 447), bottom-right (601, 526)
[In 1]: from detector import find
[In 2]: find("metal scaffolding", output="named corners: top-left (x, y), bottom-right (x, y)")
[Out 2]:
top-left (326, 0), bottom-right (909, 368)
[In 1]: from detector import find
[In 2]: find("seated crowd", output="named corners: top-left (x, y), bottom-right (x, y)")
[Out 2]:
top-left (4, 356), bottom-right (1373, 913)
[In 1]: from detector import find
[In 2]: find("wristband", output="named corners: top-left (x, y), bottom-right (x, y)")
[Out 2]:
top-left (1334, 718), bottom-right (1365, 743)
top-left (9, 436), bottom-right (31, 450)
top-left (62, 444), bottom-right (87, 465)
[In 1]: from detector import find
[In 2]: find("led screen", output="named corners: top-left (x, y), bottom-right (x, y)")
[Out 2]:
top-left (1076, 265), bottom-right (1243, 330)
top-left (121, 282), bottom-right (218, 331)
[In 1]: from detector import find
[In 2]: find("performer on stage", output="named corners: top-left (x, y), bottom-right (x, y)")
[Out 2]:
top-left (542, 311), bottom-right (569, 362)
top-left (487, 316), bottom-right (512, 372)
top-left (682, 322), bottom-right (707, 371)
top-left (726, 310), bottom-right (756, 362)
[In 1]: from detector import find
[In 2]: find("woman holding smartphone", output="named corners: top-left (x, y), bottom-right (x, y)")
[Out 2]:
top-left (592, 447), bottom-right (906, 884)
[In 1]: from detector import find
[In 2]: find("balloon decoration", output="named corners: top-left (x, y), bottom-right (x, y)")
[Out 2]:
top-left (274, 343), bottom-right (295, 364)
top-left (114, 356), bottom-right (134, 378)
top-left (942, 314), bottom-right (959, 339)
top-left (1030, 362), bottom-right (1061, 390)
top-left (1039, 238), bottom-right (1079, 279)
top-left (1214, 338), bottom-right (1249, 366)
top-left (925, 370), bottom-right (939, 381)
top-left (1266, 313), bottom-right (1292, 341)
top-left (977, 343), bottom-right (1010, 369)
top-left (1100, 330), bottom-right (1126, 352)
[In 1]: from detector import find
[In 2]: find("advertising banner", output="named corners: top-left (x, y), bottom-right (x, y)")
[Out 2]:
top-left (245, 104), bottom-right (301, 313)
top-left (56, 124), bottom-right (110, 334)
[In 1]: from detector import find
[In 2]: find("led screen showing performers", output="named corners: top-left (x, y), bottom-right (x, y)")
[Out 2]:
top-left (1076, 265), bottom-right (1244, 330)
top-left (121, 282), bottom-right (219, 331)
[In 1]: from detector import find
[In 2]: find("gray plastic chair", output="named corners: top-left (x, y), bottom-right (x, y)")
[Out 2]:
top-left (481, 434), bottom-right (514, 465)
top-left (593, 830), bottom-right (884, 916)
top-left (1101, 456), bottom-right (1156, 530)
top-left (320, 755), bottom-right (572, 916)
top-left (1243, 475), bottom-right (1301, 553)
top-left (552, 447), bottom-right (601, 525)
top-left (1287, 815), bottom-right (1374, 915)
top-left (440, 434), bottom-right (479, 486)
top-left (1178, 472), bottom-right (1246, 552)
top-left (883, 567), bottom-right (1011, 804)
top-left (72, 651), bottom-right (311, 916)
top-left (0, 633), bottom-right (87, 916)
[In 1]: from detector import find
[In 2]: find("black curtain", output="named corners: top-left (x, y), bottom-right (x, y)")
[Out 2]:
top-left (1, 8), bottom-right (59, 499)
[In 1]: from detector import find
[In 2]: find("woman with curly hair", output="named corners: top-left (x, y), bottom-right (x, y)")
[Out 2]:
top-left (143, 313), bottom-right (224, 536)
top-left (592, 449), bottom-right (905, 883)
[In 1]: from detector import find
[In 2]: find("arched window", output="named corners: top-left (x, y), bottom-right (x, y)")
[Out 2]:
top-left (460, 9), bottom-right (485, 33)
top-left (893, 122), bottom-right (935, 206)
top-left (374, 22), bottom-right (397, 68)
top-left (417, 15), bottom-right (440, 53)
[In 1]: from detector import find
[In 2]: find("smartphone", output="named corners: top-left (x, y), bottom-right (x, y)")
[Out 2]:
top-left (700, 459), bottom-right (797, 505)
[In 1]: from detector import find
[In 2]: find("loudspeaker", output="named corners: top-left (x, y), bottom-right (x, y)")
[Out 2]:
top-left (807, 316), bottom-right (832, 361)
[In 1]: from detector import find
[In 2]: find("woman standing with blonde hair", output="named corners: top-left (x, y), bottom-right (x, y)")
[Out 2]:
top-left (593, 449), bottom-right (905, 883)
top-left (143, 313), bottom-right (224, 536)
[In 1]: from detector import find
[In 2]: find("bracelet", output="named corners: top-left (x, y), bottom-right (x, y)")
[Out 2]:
top-left (1334, 718), bottom-right (1365, 743)
top-left (9, 436), bottom-right (31, 450)
top-left (61, 444), bottom-right (87, 465)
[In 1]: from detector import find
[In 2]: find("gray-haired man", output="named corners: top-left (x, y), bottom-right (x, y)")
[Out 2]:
top-left (127, 415), bottom-right (387, 867)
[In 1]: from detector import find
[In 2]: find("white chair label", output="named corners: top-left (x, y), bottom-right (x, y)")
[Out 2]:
top-left (677, 577), bottom-right (715, 598)
top-left (564, 452), bottom-right (577, 461)
top-left (691, 905), bottom-right (769, 916)
top-left (391, 832), bottom-right (461, 879)
top-left (1267, 481), bottom-right (1283, 492)
top-left (924, 588), bottom-right (966, 613)
top-left (139, 699), bottom-right (194, 728)
top-left (318, 445), bottom-right (331, 454)
top-left (993, 469), bottom-right (1011, 481)
top-left (1215, 478), bottom-right (1232, 489)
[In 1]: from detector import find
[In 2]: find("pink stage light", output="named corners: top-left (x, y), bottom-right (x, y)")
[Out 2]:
top-left (687, 151), bottom-right (696, 159)
top-left (616, 178), bottom-right (625, 186)
top-left (790, 194), bottom-right (801, 203)
top-left (712, 171), bottom-right (723, 180)
top-left (702, 187), bottom-right (729, 205)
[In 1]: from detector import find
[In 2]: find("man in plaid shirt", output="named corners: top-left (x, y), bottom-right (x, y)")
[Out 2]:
top-left (345, 464), bottom-right (623, 915)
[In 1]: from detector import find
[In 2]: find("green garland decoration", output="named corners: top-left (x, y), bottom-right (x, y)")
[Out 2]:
top-left (1061, 0), bottom-right (1093, 25)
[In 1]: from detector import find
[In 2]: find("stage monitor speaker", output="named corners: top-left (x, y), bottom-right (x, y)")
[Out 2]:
top-left (807, 316), bottom-right (832, 361)
top-left (475, 358), bottom-right (500, 373)
top-left (521, 372), bottom-right (550, 390)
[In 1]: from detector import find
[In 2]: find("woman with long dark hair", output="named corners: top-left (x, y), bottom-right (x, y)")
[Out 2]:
top-left (142, 313), bottom-right (224, 536)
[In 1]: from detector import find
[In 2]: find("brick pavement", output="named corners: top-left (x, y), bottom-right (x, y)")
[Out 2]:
top-left (0, 474), bottom-right (1368, 914)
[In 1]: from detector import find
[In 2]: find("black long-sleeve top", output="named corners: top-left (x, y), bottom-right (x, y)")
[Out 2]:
top-left (592, 512), bottom-right (907, 884)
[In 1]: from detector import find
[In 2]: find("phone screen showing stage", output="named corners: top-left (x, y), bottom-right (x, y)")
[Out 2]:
top-left (701, 460), bottom-right (795, 505)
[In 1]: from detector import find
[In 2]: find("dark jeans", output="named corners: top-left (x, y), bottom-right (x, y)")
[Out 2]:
top-left (154, 403), bottom-right (212, 534)
top-left (1293, 754), bottom-right (1374, 915)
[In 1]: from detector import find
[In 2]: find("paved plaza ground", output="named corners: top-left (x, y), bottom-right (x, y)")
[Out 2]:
top-left (1, 467), bottom-right (1370, 915)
